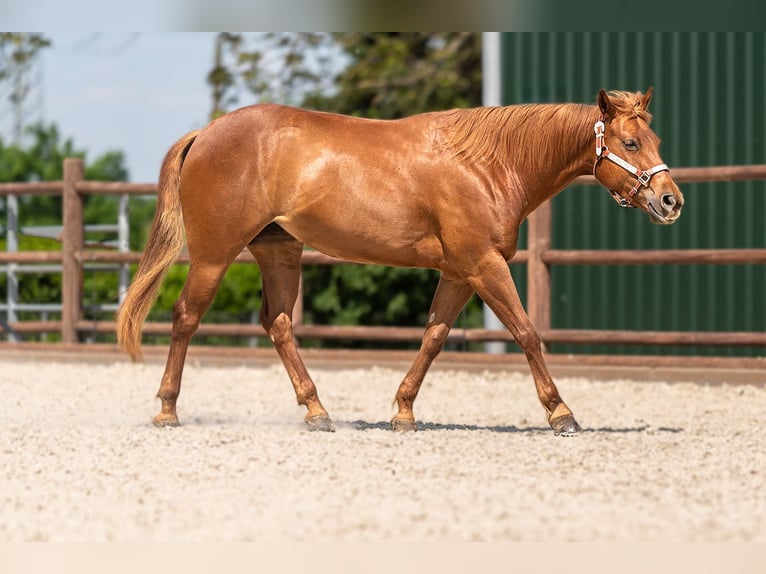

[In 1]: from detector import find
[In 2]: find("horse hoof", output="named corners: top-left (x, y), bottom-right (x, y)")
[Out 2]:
top-left (391, 418), bottom-right (418, 432)
top-left (153, 413), bottom-right (180, 428)
top-left (550, 414), bottom-right (582, 436)
top-left (306, 414), bottom-right (336, 432)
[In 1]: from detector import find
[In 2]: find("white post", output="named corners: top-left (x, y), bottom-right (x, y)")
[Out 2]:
top-left (117, 194), bottom-right (130, 304)
top-left (6, 194), bottom-right (19, 342)
top-left (483, 32), bottom-right (502, 108)
top-left (482, 32), bottom-right (506, 354)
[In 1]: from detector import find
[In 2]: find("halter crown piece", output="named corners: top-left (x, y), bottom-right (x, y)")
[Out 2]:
top-left (593, 114), bottom-right (669, 208)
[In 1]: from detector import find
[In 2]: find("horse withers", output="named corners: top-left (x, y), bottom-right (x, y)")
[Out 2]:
top-left (116, 88), bottom-right (683, 435)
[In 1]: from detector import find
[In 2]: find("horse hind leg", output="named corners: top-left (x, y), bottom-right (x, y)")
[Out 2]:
top-left (154, 260), bottom-right (232, 427)
top-left (248, 232), bottom-right (334, 432)
top-left (392, 274), bottom-right (474, 431)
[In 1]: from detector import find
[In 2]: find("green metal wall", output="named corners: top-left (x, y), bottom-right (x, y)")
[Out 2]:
top-left (501, 32), bottom-right (765, 356)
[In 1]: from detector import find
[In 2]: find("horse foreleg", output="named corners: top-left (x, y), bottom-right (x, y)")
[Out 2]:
top-left (392, 274), bottom-right (473, 431)
top-left (248, 240), bottom-right (334, 432)
top-left (467, 255), bottom-right (581, 435)
top-left (154, 261), bottom-right (230, 427)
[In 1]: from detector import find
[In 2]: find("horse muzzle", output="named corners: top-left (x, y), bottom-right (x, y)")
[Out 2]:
top-left (643, 185), bottom-right (684, 225)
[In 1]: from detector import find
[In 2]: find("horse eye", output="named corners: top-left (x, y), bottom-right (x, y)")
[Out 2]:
top-left (622, 139), bottom-right (639, 151)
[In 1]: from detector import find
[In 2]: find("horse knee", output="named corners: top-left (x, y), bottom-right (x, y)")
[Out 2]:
top-left (422, 324), bottom-right (450, 355)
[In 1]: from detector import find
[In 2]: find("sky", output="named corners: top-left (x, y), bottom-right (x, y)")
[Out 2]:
top-left (40, 32), bottom-right (218, 182)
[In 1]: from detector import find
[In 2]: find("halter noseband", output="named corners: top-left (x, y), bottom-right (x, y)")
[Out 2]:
top-left (593, 115), bottom-right (669, 208)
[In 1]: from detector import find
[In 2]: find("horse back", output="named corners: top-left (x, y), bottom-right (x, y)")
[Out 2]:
top-left (179, 104), bottom-right (503, 270)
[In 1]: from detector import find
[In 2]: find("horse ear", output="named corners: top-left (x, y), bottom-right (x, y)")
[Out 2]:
top-left (641, 86), bottom-right (654, 111)
top-left (597, 89), bottom-right (615, 119)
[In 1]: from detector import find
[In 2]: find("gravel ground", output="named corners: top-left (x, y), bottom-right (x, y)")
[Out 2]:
top-left (1, 357), bottom-right (765, 542)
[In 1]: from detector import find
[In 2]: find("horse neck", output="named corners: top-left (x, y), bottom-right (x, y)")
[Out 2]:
top-left (502, 103), bottom-right (599, 214)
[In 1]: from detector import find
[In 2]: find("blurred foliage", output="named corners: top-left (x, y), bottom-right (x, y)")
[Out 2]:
top-left (0, 33), bottom-right (51, 120)
top-left (208, 32), bottom-right (339, 118)
top-left (210, 33), bottom-right (481, 119)
top-left (1, 124), bottom-right (129, 224)
top-left (0, 33), bottom-right (50, 76)
top-left (206, 33), bottom-right (485, 346)
top-left (308, 33), bottom-right (482, 119)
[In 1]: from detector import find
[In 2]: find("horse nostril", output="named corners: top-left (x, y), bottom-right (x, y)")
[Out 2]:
top-left (661, 194), bottom-right (677, 210)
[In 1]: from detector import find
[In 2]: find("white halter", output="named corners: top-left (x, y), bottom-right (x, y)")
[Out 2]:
top-left (593, 115), bottom-right (669, 208)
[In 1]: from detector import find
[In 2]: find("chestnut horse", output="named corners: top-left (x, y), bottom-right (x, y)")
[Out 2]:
top-left (117, 88), bottom-right (683, 435)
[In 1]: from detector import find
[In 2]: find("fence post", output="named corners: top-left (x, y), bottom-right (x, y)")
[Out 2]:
top-left (61, 158), bottom-right (84, 344)
top-left (527, 199), bottom-right (552, 350)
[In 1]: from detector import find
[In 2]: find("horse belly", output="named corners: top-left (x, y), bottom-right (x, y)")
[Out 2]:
top-left (274, 210), bottom-right (444, 269)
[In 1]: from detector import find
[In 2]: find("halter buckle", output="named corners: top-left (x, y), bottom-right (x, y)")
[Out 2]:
top-left (594, 120), bottom-right (605, 136)
top-left (594, 121), bottom-right (605, 156)
top-left (637, 171), bottom-right (652, 187)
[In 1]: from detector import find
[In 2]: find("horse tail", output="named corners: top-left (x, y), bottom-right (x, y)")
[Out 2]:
top-left (116, 130), bottom-right (199, 360)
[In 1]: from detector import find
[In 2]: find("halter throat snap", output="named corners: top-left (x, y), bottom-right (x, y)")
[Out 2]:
top-left (593, 114), bottom-right (669, 208)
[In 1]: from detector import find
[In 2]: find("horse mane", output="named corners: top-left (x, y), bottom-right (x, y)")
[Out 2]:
top-left (439, 92), bottom-right (651, 175)
top-left (604, 90), bottom-right (654, 123)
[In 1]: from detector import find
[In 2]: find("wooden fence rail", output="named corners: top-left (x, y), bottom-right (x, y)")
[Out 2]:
top-left (2, 158), bottom-right (765, 352)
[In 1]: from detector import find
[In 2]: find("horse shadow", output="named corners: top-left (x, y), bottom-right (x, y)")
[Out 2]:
top-left (346, 420), bottom-right (683, 434)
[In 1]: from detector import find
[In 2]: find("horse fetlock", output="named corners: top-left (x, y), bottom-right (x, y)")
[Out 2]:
top-left (156, 387), bottom-right (179, 405)
top-left (394, 388), bottom-right (417, 407)
top-left (547, 402), bottom-right (571, 420)
top-left (294, 385), bottom-right (321, 407)
top-left (392, 394), bottom-right (417, 432)
top-left (301, 393), bottom-right (330, 417)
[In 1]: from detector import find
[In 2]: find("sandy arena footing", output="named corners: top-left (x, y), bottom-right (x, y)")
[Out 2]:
top-left (1, 356), bottom-right (764, 541)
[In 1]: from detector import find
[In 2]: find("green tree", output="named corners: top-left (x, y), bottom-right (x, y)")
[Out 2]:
top-left (307, 33), bottom-right (482, 119)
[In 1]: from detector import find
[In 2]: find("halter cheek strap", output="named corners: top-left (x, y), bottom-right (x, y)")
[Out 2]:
top-left (593, 116), bottom-right (669, 208)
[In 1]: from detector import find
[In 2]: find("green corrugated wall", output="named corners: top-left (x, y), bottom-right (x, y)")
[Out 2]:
top-left (501, 32), bottom-right (765, 356)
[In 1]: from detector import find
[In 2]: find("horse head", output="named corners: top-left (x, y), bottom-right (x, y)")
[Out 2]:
top-left (593, 88), bottom-right (684, 225)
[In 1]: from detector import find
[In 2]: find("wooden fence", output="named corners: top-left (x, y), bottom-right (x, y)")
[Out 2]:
top-left (1, 158), bottom-right (765, 354)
